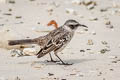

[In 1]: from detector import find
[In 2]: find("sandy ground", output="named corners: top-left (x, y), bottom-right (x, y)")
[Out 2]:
top-left (0, 0), bottom-right (120, 80)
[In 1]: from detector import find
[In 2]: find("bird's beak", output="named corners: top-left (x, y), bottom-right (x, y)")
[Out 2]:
top-left (78, 24), bottom-right (88, 28)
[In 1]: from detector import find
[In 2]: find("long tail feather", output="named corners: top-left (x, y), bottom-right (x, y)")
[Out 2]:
top-left (8, 39), bottom-right (36, 45)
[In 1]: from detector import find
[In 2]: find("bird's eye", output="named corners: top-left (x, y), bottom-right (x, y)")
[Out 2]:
top-left (69, 25), bottom-right (75, 29)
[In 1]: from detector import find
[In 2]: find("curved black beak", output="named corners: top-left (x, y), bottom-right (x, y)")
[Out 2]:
top-left (78, 24), bottom-right (88, 28)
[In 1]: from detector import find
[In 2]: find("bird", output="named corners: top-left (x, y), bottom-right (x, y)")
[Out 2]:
top-left (8, 19), bottom-right (88, 65)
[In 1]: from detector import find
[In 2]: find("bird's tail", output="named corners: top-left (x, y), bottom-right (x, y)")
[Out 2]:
top-left (8, 39), bottom-right (37, 45)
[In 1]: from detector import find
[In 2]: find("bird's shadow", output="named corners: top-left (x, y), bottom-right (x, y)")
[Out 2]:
top-left (31, 58), bottom-right (96, 65)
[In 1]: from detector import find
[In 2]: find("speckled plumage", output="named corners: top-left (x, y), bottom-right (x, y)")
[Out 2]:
top-left (8, 19), bottom-right (88, 65)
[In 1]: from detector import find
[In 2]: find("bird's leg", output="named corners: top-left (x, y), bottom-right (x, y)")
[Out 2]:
top-left (54, 53), bottom-right (73, 65)
top-left (46, 53), bottom-right (60, 63)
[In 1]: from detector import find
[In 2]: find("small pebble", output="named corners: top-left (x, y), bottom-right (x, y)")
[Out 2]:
top-left (91, 31), bottom-right (96, 35)
top-left (47, 6), bottom-right (54, 12)
top-left (3, 13), bottom-right (12, 16)
top-left (116, 59), bottom-right (120, 61)
top-left (87, 3), bottom-right (95, 10)
top-left (76, 72), bottom-right (84, 77)
top-left (105, 20), bottom-right (111, 25)
top-left (48, 73), bottom-right (54, 76)
top-left (101, 41), bottom-right (108, 45)
top-left (87, 39), bottom-right (94, 45)
top-left (104, 20), bottom-right (114, 29)
top-left (9, 8), bottom-right (12, 11)
top-left (89, 17), bottom-right (98, 21)
top-left (86, 49), bottom-right (91, 50)
top-left (66, 8), bottom-right (77, 15)
top-left (71, 0), bottom-right (82, 5)
top-left (37, 22), bottom-right (40, 24)
top-left (97, 72), bottom-right (102, 76)
top-left (70, 73), bottom-right (76, 75)
top-left (15, 16), bottom-right (22, 19)
top-left (84, 29), bottom-right (88, 31)
top-left (29, 0), bottom-right (35, 1)
top-left (111, 61), bottom-right (117, 63)
top-left (83, 0), bottom-right (96, 9)
top-left (80, 50), bottom-right (85, 52)
top-left (0, 24), bottom-right (4, 26)
top-left (100, 49), bottom-right (110, 54)
top-left (6, 29), bottom-right (10, 32)
top-left (108, 56), bottom-right (117, 59)
top-left (23, 48), bottom-right (37, 56)
top-left (89, 51), bottom-right (94, 54)
top-left (106, 25), bottom-right (114, 29)
top-left (83, 0), bottom-right (93, 5)
top-left (109, 69), bottom-right (114, 71)
top-left (15, 76), bottom-right (21, 80)
top-left (8, 0), bottom-right (15, 4)
top-left (100, 8), bottom-right (108, 12)
top-left (10, 49), bottom-right (23, 57)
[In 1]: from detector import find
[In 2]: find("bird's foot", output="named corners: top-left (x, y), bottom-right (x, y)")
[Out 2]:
top-left (46, 60), bottom-right (60, 63)
top-left (58, 62), bottom-right (73, 65)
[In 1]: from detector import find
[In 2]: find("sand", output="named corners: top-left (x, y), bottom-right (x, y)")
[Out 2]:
top-left (0, 0), bottom-right (120, 80)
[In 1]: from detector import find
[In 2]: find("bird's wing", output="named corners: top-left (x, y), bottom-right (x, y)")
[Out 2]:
top-left (37, 30), bottom-right (71, 58)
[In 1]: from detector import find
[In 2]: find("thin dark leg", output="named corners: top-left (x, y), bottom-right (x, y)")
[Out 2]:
top-left (49, 53), bottom-right (53, 60)
top-left (55, 54), bottom-right (73, 65)
top-left (46, 53), bottom-right (60, 63)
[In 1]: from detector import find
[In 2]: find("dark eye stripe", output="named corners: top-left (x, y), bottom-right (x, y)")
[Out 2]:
top-left (69, 25), bottom-right (75, 29)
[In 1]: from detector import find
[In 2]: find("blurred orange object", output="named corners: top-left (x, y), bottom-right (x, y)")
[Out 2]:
top-left (47, 20), bottom-right (58, 29)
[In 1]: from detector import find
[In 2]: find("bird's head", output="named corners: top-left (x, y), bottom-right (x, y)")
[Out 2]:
top-left (64, 19), bottom-right (88, 31)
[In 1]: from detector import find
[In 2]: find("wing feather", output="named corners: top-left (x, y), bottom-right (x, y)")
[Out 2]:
top-left (37, 29), bottom-right (71, 58)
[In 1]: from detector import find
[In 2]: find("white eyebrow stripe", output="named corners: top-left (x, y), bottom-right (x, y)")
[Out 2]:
top-left (68, 22), bottom-right (78, 25)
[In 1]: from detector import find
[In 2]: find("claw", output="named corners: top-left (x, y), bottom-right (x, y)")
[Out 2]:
top-left (46, 60), bottom-right (60, 63)
top-left (58, 62), bottom-right (73, 65)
